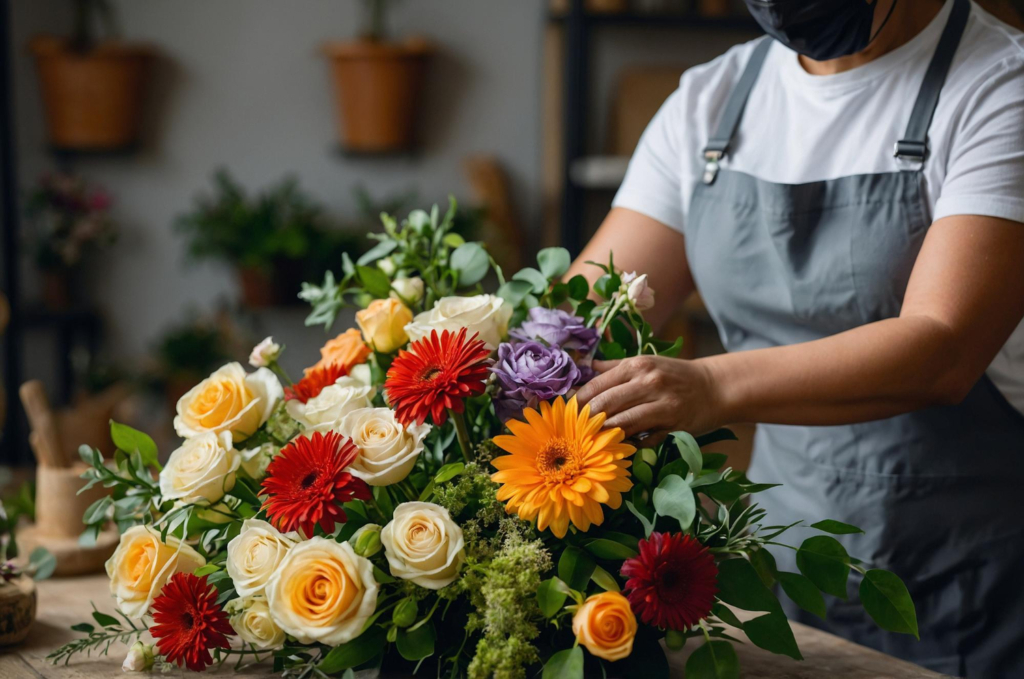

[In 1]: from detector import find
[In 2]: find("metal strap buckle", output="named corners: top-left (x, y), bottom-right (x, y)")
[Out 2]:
top-left (702, 149), bottom-right (723, 184)
top-left (893, 140), bottom-right (927, 161)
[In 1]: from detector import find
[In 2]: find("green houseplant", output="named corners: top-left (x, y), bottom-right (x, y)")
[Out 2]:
top-left (176, 170), bottom-right (362, 307)
top-left (323, 0), bottom-right (433, 153)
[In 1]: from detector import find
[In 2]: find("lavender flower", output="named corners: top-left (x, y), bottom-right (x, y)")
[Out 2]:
top-left (509, 308), bottom-right (599, 354)
top-left (491, 341), bottom-right (587, 422)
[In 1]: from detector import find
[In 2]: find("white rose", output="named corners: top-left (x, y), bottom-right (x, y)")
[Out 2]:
top-left (377, 256), bottom-right (397, 276)
top-left (381, 502), bottom-right (465, 590)
top-left (249, 336), bottom-right (281, 368)
top-left (121, 641), bottom-right (154, 672)
top-left (626, 273), bottom-right (655, 311)
top-left (404, 294), bottom-right (512, 350)
top-left (240, 443), bottom-right (277, 480)
top-left (349, 362), bottom-right (373, 387)
top-left (337, 407), bottom-right (430, 486)
top-left (285, 376), bottom-right (375, 432)
top-left (226, 596), bottom-right (285, 650)
top-left (226, 519), bottom-right (299, 598)
top-left (174, 363), bottom-right (283, 442)
top-left (159, 431), bottom-right (240, 505)
top-left (390, 276), bottom-right (424, 304)
top-left (106, 526), bottom-right (206, 618)
top-left (265, 537), bottom-right (378, 646)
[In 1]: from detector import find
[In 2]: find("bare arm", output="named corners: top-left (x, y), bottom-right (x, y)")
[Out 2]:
top-left (567, 207), bottom-right (696, 331)
top-left (577, 214), bottom-right (1024, 440)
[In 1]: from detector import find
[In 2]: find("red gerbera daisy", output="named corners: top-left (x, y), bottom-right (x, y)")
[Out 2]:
top-left (620, 532), bottom-right (718, 631)
top-left (260, 430), bottom-right (371, 537)
top-left (384, 328), bottom-right (491, 426)
top-left (150, 572), bottom-right (234, 672)
top-left (284, 361), bottom-right (350, 403)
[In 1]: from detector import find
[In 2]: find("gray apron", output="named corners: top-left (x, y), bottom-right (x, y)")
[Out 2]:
top-left (686, 1), bottom-right (1024, 676)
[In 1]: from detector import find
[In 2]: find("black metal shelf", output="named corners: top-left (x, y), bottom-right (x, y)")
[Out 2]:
top-left (548, 11), bottom-right (760, 32)
top-left (554, 1), bottom-right (761, 255)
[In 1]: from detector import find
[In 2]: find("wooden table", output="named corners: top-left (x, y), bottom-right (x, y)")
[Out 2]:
top-left (1, 575), bottom-right (948, 678)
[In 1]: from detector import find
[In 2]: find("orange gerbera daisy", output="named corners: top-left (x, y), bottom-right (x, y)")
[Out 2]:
top-left (491, 396), bottom-right (635, 538)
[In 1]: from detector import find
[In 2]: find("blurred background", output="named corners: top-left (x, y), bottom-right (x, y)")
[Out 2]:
top-left (0, 0), bottom-right (1021, 486)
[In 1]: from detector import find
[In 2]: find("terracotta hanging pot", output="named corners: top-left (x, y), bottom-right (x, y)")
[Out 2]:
top-left (30, 36), bottom-right (154, 151)
top-left (323, 38), bottom-right (432, 154)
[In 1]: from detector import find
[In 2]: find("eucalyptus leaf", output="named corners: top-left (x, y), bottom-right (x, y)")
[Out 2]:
top-left (451, 243), bottom-right (490, 287)
top-left (537, 247), bottom-right (571, 278)
top-left (512, 267), bottom-right (549, 294)
top-left (670, 431), bottom-right (703, 478)
top-left (652, 475), bottom-right (696, 531)
top-left (497, 279), bottom-right (534, 307)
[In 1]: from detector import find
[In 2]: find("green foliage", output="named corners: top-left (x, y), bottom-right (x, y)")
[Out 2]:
top-left (859, 569), bottom-right (919, 639)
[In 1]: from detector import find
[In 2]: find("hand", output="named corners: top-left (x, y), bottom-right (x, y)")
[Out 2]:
top-left (574, 355), bottom-right (722, 445)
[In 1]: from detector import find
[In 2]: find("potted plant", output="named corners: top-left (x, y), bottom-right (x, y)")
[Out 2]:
top-left (0, 494), bottom-right (55, 647)
top-left (29, 0), bottom-right (155, 152)
top-left (25, 172), bottom-right (117, 310)
top-left (177, 171), bottom-right (369, 307)
top-left (323, 0), bottom-right (433, 153)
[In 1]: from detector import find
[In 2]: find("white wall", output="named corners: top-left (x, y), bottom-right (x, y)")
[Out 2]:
top-left (12, 0), bottom-right (547, 372)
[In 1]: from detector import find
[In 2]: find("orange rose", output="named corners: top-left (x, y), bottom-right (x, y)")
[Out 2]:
top-left (571, 591), bottom-right (637, 661)
top-left (307, 328), bottom-right (371, 376)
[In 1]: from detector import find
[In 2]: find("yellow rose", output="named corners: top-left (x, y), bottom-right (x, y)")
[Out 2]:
top-left (159, 431), bottom-right (240, 505)
top-left (226, 596), bottom-right (285, 650)
top-left (105, 526), bottom-right (206, 618)
top-left (308, 328), bottom-right (372, 375)
top-left (265, 537), bottom-right (377, 646)
top-left (571, 591), bottom-right (637, 661)
top-left (174, 363), bottom-right (283, 442)
top-left (356, 298), bottom-right (412, 353)
top-left (226, 519), bottom-right (298, 597)
top-left (380, 502), bottom-right (465, 590)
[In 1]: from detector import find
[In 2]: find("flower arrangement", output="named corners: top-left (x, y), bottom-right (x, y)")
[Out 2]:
top-left (51, 201), bottom-right (918, 678)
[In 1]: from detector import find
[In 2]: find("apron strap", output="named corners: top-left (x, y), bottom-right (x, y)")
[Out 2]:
top-left (894, 0), bottom-right (972, 161)
top-left (701, 37), bottom-right (772, 183)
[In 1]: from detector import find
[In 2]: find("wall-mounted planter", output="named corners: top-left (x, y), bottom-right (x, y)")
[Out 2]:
top-left (30, 36), bottom-right (154, 152)
top-left (323, 38), bottom-right (432, 154)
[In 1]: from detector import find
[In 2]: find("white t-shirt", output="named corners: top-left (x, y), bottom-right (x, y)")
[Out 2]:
top-left (613, 0), bottom-right (1024, 413)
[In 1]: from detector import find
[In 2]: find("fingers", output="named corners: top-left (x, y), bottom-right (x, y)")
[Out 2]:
top-left (604, 402), bottom-right (666, 439)
top-left (586, 383), bottom-right (648, 421)
top-left (591, 359), bottom-right (621, 374)
top-left (575, 362), bottom-right (631, 405)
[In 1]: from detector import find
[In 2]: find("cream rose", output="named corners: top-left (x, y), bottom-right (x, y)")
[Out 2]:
top-left (174, 363), bottom-right (283, 442)
top-left (264, 537), bottom-right (377, 646)
top-left (159, 431), bottom-right (240, 505)
top-left (226, 596), bottom-right (285, 650)
top-left (105, 526), bottom-right (206, 618)
top-left (404, 294), bottom-right (512, 350)
top-left (285, 376), bottom-right (375, 432)
top-left (226, 519), bottom-right (298, 597)
top-left (571, 591), bottom-right (637, 661)
top-left (390, 276), bottom-right (424, 304)
top-left (357, 298), bottom-right (413, 353)
top-left (337, 407), bottom-right (430, 486)
top-left (381, 502), bottom-right (465, 590)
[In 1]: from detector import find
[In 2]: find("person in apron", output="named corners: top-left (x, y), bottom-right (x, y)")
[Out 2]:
top-left (572, 0), bottom-right (1024, 676)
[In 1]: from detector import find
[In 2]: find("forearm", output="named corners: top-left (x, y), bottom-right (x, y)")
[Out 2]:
top-left (703, 314), bottom-right (972, 427)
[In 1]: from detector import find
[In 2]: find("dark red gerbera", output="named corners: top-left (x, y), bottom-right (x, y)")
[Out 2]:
top-left (261, 430), bottom-right (371, 537)
top-left (150, 572), bottom-right (234, 672)
top-left (620, 532), bottom-right (718, 631)
top-left (384, 328), bottom-right (491, 427)
top-left (284, 362), bottom-right (350, 403)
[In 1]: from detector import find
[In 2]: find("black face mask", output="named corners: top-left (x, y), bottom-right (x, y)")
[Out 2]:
top-left (745, 0), bottom-right (896, 61)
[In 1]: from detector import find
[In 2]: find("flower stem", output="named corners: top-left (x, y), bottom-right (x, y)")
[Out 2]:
top-left (449, 410), bottom-right (474, 462)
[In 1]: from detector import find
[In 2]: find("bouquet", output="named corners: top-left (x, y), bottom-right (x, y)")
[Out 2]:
top-left (51, 201), bottom-right (918, 679)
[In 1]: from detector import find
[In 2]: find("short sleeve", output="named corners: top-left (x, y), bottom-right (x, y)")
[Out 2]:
top-left (932, 56), bottom-right (1024, 224)
top-left (611, 87), bottom-right (687, 232)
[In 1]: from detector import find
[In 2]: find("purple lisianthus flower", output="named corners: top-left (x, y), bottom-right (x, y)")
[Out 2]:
top-left (509, 308), bottom-right (599, 354)
top-left (491, 341), bottom-right (586, 422)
